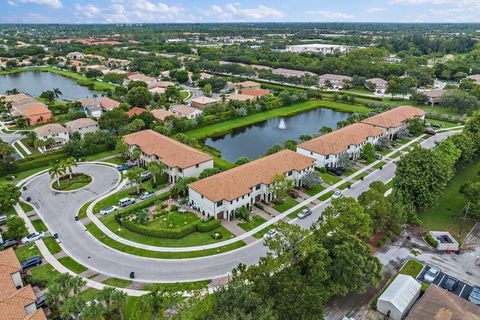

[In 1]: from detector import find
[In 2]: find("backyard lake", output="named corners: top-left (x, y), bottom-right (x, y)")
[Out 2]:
top-left (205, 108), bottom-right (349, 162)
top-left (0, 71), bottom-right (99, 101)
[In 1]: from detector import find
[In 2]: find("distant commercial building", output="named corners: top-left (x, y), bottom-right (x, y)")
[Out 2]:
top-left (286, 43), bottom-right (353, 54)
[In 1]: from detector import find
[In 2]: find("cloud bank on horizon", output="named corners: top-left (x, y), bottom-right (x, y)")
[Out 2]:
top-left (2, 0), bottom-right (480, 24)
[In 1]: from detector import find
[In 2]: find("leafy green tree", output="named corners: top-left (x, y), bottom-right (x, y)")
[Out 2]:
top-left (128, 81), bottom-right (147, 90)
top-left (301, 172), bottom-right (322, 189)
top-left (115, 140), bottom-right (129, 158)
top-left (407, 117), bottom-right (425, 135)
top-left (126, 86), bottom-right (152, 107)
top-left (299, 134), bottom-right (312, 142)
top-left (49, 163), bottom-right (64, 187)
top-left (126, 168), bottom-right (144, 195)
top-left (465, 111), bottom-right (480, 136)
top-left (268, 174), bottom-right (294, 204)
top-left (360, 143), bottom-right (376, 161)
top-left (0, 184), bottom-right (21, 213)
top-left (147, 160), bottom-right (165, 186)
top-left (5, 216), bottom-right (28, 239)
top-left (319, 126), bottom-right (333, 135)
top-left (85, 69), bottom-right (103, 79)
top-left (61, 295), bottom-right (85, 319)
top-left (235, 157), bottom-right (250, 165)
top-left (376, 136), bottom-right (390, 150)
top-left (283, 139), bottom-right (297, 151)
top-left (460, 181), bottom-right (480, 220)
top-left (319, 197), bottom-right (372, 238)
top-left (440, 89), bottom-right (478, 112)
top-left (60, 157), bottom-right (77, 179)
top-left (199, 167), bottom-right (222, 179)
top-left (448, 133), bottom-right (477, 163)
top-left (98, 287), bottom-right (127, 320)
top-left (126, 118), bottom-right (145, 133)
top-left (337, 153), bottom-right (353, 171)
top-left (265, 143), bottom-right (283, 156)
top-left (172, 177), bottom-right (198, 197)
top-left (410, 91), bottom-right (428, 104)
top-left (202, 83), bottom-right (213, 97)
top-left (358, 182), bottom-right (393, 232)
top-left (98, 109), bottom-right (129, 134)
top-left (40, 90), bottom-right (55, 103)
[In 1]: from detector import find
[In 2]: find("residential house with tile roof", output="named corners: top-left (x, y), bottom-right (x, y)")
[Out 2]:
top-left (170, 105), bottom-right (203, 119)
top-left (65, 118), bottom-right (98, 137)
top-left (33, 124), bottom-right (69, 151)
top-left (318, 74), bottom-right (353, 89)
top-left (297, 123), bottom-right (384, 168)
top-left (191, 96), bottom-right (219, 110)
top-left (5, 94), bottom-right (52, 125)
top-left (0, 249), bottom-right (47, 320)
top-left (99, 97), bottom-right (120, 111)
top-left (188, 150), bottom-right (315, 220)
top-left (151, 109), bottom-right (176, 122)
top-left (79, 98), bottom-right (102, 117)
top-left (123, 130), bottom-right (213, 183)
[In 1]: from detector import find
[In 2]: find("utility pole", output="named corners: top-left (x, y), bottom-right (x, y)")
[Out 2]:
top-left (458, 202), bottom-right (470, 239)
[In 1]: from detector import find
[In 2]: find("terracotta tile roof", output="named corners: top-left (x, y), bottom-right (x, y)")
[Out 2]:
top-left (65, 118), bottom-right (98, 129)
top-left (226, 94), bottom-right (254, 102)
top-left (151, 109), bottom-right (176, 121)
top-left (123, 130), bottom-right (212, 169)
top-left (189, 150), bottom-right (315, 202)
top-left (127, 107), bottom-right (147, 117)
top-left (319, 73), bottom-right (353, 81)
top-left (12, 102), bottom-right (49, 115)
top-left (191, 96), bottom-right (219, 105)
top-left (0, 249), bottom-right (21, 276)
top-left (155, 81), bottom-right (176, 88)
top-left (33, 124), bottom-right (67, 137)
top-left (273, 68), bottom-right (317, 77)
top-left (361, 106), bottom-right (426, 129)
top-left (238, 81), bottom-right (260, 88)
top-left (423, 89), bottom-right (446, 98)
top-left (4, 93), bottom-right (36, 106)
top-left (99, 97), bottom-right (120, 110)
top-left (240, 89), bottom-right (270, 97)
top-left (78, 98), bottom-right (99, 107)
top-left (467, 74), bottom-right (480, 82)
top-left (149, 87), bottom-right (166, 94)
top-left (20, 105), bottom-right (51, 116)
top-left (171, 105), bottom-right (202, 116)
top-left (406, 284), bottom-right (480, 320)
top-left (366, 78), bottom-right (387, 85)
top-left (0, 285), bottom-right (46, 320)
top-left (127, 73), bottom-right (156, 83)
top-left (298, 123), bottom-right (384, 155)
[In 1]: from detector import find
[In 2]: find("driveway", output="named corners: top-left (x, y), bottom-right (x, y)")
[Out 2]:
top-left (20, 131), bottom-right (461, 283)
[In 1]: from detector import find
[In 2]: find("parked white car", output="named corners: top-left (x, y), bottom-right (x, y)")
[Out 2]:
top-left (263, 229), bottom-right (277, 239)
top-left (100, 206), bottom-right (119, 215)
top-left (424, 267), bottom-right (439, 283)
top-left (119, 197), bottom-right (135, 208)
top-left (21, 232), bottom-right (45, 244)
top-left (332, 191), bottom-right (343, 199)
top-left (140, 191), bottom-right (154, 200)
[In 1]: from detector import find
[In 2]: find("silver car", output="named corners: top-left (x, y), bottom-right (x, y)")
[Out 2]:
top-left (100, 206), bottom-right (119, 215)
top-left (263, 229), bottom-right (277, 239)
top-left (140, 191), bottom-right (154, 200)
top-left (332, 191), bottom-right (343, 199)
top-left (423, 267), bottom-right (439, 283)
top-left (297, 208), bottom-right (312, 219)
top-left (21, 232), bottom-right (45, 244)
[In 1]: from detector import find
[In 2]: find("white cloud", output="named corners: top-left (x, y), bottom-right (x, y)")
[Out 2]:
top-left (366, 7), bottom-right (385, 13)
top-left (306, 10), bottom-right (354, 20)
top-left (74, 3), bottom-right (128, 23)
top-left (7, 0), bottom-right (62, 8)
top-left (205, 3), bottom-right (285, 21)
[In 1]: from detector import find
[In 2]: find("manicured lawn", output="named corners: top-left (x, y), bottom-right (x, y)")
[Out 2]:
top-left (319, 191), bottom-right (335, 201)
top-left (0, 165), bottom-right (49, 185)
top-left (15, 243), bottom-right (42, 261)
top-left (31, 219), bottom-right (48, 232)
top-left (385, 180), bottom-right (394, 190)
top-left (15, 141), bottom-right (29, 158)
top-left (238, 215), bottom-right (266, 232)
top-left (141, 280), bottom-right (209, 292)
top-left (399, 259), bottom-right (423, 278)
top-left (100, 212), bottom-right (237, 247)
top-left (19, 138), bottom-right (39, 154)
top-left (420, 161), bottom-right (480, 242)
top-left (77, 200), bottom-right (93, 219)
top-left (272, 197), bottom-right (298, 213)
top-left (304, 184), bottom-right (326, 196)
top-left (103, 157), bottom-right (124, 165)
top-left (148, 211), bottom-right (199, 229)
top-left (85, 222), bottom-right (246, 259)
top-left (58, 256), bottom-right (87, 274)
top-left (185, 99), bottom-right (371, 140)
top-left (342, 167), bottom-right (358, 177)
top-left (19, 201), bottom-right (34, 212)
top-left (84, 150), bottom-right (118, 161)
top-left (43, 237), bottom-right (62, 255)
top-left (252, 225), bottom-right (274, 238)
top-left (427, 118), bottom-right (460, 128)
top-left (390, 152), bottom-right (402, 159)
top-left (373, 161), bottom-right (386, 169)
top-left (52, 173), bottom-right (92, 191)
top-left (338, 182), bottom-right (352, 190)
top-left (102, 278), bottom-right (132, 288)
top-left (27, 263), bottom-right (61, 289)
top-left (353, 172), bottom-right (369, 181)
top-left (318, 172), bottom-right (342, 186)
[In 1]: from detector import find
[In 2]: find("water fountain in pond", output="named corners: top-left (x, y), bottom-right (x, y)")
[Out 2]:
top-left (278, 118), bottom-right (287, 130)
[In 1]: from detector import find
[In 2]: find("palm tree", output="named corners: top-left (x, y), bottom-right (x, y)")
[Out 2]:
top-left (34, 139), bottom-right (46, 151)
top-left (98, 287), bottom-right (126, 320)
top-left (5, 88), bottom-right (19, 95)
top-left (49, 163), bottom-right (64, 187)
top-left (126, 168), bottom-right (143, 195)
top-left (131, 146), bottom-right (142, 168)
top-left (53, 88), bottom-right (63, 99)
top-left (147, 160), bottom-right (165, 186)
top-left (61, 157), bottom-right (77, 179)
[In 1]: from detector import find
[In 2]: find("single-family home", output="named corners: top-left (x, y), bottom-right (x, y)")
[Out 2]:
top-left (154, 81), bottom-right (176, 88)
top-left (85, 65), bottom-right (110, 74)
top-left (79, 98), bottom-right (102, 117)
top-left (272, 68), bottom-right (317, 78)
top-left (123, 130), bottom-right (213, 183)
top-left (66, 51), bottom-right (85, 60)
top-left (377, 274), bottom-right (421, 320)
top-left (318, 74), bottom-right (353, 89)
top-left (188, 150), bottom-right (315, 220)
top-left (236, 81), bottom-right (261, 90)
top-left (148, 87), bottom-right (166, 95)
top-left (65, 118), bottom-right (98, 137)
top-left (99, 97), bottom-right (120, 111)
top-left (4, 93), bottom-right (37, 106)
top-left (191, 96), bottom-right (219, 110)
top-left (226, 93), bottom-right (255, 103)
top-left (127, 107), bottom-right (147, 118)
top-left (423, 89), bottom-right (446, 105)
top-left (124, 73), bottom-right (157, 86)
top-left (151, 108), bottom-right (176, 122)
top-left (33, 124), bottom-right (69, 151)
top-left (297, 123), bottom-right (384, 168)
top-left (365, 78), bottom-right (388, 94)
top-left (240, 89), bottom-right (270, 100)
top-left (160, 70), bottom-right (170, 78)
top-left (406, 284), bottom-right (480, 320)
top-left (200, 72), bottom-right (213, 80)
top-left (170, 105), bottom-right (203, 119)
top-left (0, 249), bottom-right (47, 320)
top-left (10, 101), bottom-right (52, 125)
top-left (361, 106), bottom-right (426, 139)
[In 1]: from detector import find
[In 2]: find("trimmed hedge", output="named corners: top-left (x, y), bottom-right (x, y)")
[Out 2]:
top-left (342, 91), bottom-right (383, 101)
top-left (120, 219), bottom-right (198, 239)
top-left (116, 192), bottom-right (171, 219)
top-left (196, 218), bottom-right (221, 232)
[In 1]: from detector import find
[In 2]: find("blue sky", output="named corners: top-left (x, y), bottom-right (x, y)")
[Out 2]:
top-left (2, 0), bottom-right (480, 24)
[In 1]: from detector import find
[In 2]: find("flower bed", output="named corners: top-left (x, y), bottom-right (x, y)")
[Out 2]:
top-left (52, 173), bottom-right (92, 191)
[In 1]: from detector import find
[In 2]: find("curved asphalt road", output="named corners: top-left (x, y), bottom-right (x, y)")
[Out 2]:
top-left (21, 131), bottom-right (459, 283)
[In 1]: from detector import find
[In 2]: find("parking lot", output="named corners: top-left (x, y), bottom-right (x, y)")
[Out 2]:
top-left (418, 265), bottom-right (475, 301)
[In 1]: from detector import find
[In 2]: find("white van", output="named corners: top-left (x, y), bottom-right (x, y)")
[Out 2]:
top-left (118, 197), bottom-right (135, 208)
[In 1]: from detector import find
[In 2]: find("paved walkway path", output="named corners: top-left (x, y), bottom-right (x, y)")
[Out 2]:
top-left (221, 219), bottom-right (257, 244)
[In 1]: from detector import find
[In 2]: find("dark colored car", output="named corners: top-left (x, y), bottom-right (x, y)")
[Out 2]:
top-left (327, 167), bottom-right (343, 176)
top-left (21, 256), bottom-right (42, 270)
top-left (468, 286), bottom-right (480, 306)
top-left (1, 238), bottom-right (18, 249)
top-left (289, 191), bottom-right (299, 199)
top-left (441, 277), bottom-right (458, 292)
top-left (424, 128), bottom-right (437, 135)
top-left (36, 295), bottom-right (47, 309)
top-left (117, 162), bottom-right (137, 171)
